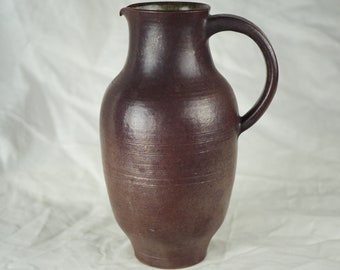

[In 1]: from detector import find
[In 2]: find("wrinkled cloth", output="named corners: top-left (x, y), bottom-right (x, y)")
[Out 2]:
top-left (1, 0), bottom-right (340, 269)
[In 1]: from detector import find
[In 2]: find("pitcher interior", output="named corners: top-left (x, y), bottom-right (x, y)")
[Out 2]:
top-left (128, 2), bottom-right (209, 11)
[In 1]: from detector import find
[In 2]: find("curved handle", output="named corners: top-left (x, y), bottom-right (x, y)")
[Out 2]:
top-left (206, 14), bottom-right (279, 134)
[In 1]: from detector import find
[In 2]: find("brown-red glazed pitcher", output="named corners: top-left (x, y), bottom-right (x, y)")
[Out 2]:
top-left (100, 2), bottom-right (278, 269)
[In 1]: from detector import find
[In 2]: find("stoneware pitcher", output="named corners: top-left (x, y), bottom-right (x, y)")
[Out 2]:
top-left (100, 2), bottom-right (278, 269)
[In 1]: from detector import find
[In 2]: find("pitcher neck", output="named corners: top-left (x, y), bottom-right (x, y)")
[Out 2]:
top-left (120, 6), bottom-right (215, 78)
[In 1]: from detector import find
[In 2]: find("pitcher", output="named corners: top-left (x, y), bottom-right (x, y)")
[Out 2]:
top-left (100, 2), bottom-right (278, 268)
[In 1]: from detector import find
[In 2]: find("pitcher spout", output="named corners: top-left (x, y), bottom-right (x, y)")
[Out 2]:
top-left (120, 7), bottom-right (127, 16)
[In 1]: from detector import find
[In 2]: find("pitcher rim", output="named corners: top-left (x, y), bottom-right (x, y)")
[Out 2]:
top-left (122, 1), bottom-right (210, 14)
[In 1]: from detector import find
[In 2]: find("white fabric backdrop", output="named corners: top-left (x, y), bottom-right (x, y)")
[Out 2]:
top-left (1, 0), bottom-right (340, 269)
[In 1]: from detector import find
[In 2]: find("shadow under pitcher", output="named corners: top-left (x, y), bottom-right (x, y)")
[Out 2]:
top-left (100, 2), bottom-right (278, 269)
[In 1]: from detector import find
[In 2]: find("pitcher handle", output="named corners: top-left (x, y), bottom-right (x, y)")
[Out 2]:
top-left (206, 14), bottom-right (279, 134)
